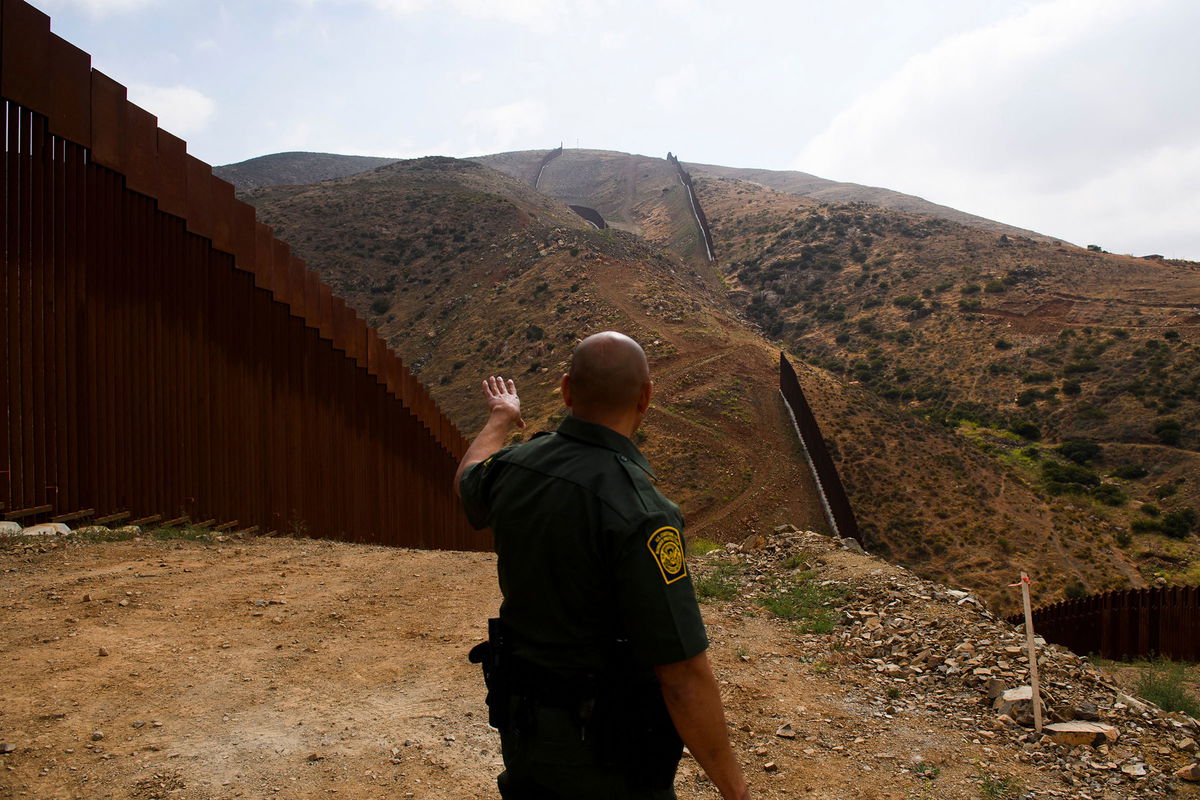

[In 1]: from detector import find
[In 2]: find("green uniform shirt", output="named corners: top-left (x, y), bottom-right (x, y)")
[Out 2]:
top-left (460, 414), bottom-right (708, 674)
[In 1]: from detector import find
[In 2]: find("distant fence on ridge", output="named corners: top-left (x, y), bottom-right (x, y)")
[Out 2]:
top-left (1009, 586), bottom-right (1200, 662)
top-left (666, 153), bottom-right (715, 263)
top-left (779, 353), bottom-right (860, 543)
top-left (0, 0), bottom-right (481, 549)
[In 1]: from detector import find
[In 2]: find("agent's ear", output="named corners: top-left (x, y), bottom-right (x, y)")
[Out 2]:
top-left (560, 373), bottom-right (573, 407)
top-left (636, 380), bottom-right (653, 414)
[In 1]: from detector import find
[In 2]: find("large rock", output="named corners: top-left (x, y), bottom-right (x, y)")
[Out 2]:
top-left (992, 686), bottom-right (1045, 726)
top-left (1176, 763), bottom-right (1200, 782)
top-left (1043, 721), bottom-right (1120, 748)
top-left (21, 523), bottom-right (71, 536)
top-left (0, 521), bottom-right (21, 536)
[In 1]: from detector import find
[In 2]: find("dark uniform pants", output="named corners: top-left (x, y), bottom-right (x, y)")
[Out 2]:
top-left (496, 704), bottom-right (679, 800)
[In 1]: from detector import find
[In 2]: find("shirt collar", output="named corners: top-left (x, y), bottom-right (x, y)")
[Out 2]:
top-left (556, 414), bottom-right (656, 479)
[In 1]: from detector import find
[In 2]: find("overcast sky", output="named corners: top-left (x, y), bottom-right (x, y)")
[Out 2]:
top-left (31, 0), bottom-right (1200, 260)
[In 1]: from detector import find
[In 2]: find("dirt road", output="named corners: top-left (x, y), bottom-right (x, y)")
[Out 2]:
top-left (1, 534), bottom-right (1194, 799)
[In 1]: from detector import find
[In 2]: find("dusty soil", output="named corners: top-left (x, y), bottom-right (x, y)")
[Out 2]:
top-left (2, 534), bottom-right (1196, 800)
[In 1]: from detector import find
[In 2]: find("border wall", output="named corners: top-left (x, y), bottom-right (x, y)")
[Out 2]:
top-left (779, 353), bottom-right (861, 543)
top-left (533, 145), bottom-right (563, 190)
top-left (1009, 586), bottom-right (1200, 662)
top-left (0, 0), bottom-right (481, 549)
top-left (665, 152), bottom-right (716, 263)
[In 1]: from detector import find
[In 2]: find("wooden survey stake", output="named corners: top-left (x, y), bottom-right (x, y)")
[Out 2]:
top-left (1014, 572), bottom-right (1043, 733)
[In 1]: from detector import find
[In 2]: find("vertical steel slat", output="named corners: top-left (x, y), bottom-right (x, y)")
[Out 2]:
top-left (17, 106), bottom-right (34, 509)
top-left (116, 168), bottom-right (133, 513)
top-left (0, 101), bottom-right (9, 513)
top-left (128, 191), bottom-right (148, 516)
top-left (184, 236), bottom-right (199, 520)
top-left (0, 101), bottom-right (13, 511)
top-left (30, 114), bottom-right (50, 513)
top-left (196, 244), bottom-right (212, 522)
top-left (104, 166), bottom-right (122, 515)
top-left (144, 191), bottom-right (163, 516)
top-left (67, 137), bottom-right (81, 515)
top-left (79, 130), bottom-right (100, 516)
top-left (52, 133), bottom-right (70, 511)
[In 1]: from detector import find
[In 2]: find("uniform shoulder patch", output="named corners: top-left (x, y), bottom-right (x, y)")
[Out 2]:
top-left (646, 526), bottom-right (687, 584)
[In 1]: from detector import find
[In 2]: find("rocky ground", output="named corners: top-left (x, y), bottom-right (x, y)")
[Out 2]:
top-left (0, 525), bottom-right (1197, 800)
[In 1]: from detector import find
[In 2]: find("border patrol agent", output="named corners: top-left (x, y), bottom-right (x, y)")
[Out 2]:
top-left (455, 332), bottom-right (750, 800)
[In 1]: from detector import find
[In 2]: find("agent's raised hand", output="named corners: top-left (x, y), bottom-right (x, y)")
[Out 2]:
top-left (482, 375), bottom-right (526, 430)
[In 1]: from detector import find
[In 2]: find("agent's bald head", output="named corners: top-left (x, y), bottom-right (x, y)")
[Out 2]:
top-left (566, 331), bottom-right (650, 414)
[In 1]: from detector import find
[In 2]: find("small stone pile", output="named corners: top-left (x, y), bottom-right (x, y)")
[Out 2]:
top-left (694, 526), bottom-right (1200, 797)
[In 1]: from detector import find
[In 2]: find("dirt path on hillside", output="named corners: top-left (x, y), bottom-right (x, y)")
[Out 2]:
top-left (584, 257), bottom-right (827, 539)
top-left (6, 534), bottom-right (1192, 800)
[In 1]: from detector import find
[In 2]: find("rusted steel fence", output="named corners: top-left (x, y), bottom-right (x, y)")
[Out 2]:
top-left (1008, 586), bottom-right (1200, 662)
top-left (666, 152), bottom-right (715, 262)
top-left (779, 353), bottom-right (861, 543)
top-left (0, 0), bottom-right (482, 549)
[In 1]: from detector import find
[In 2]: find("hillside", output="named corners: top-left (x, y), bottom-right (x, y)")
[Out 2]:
top-left (242, 157), bottom-right (827, 540)
top-left (240, 154), bottom-right (1199, 612)
top-left (218, 148), bottom-right (1058, 264)
top-left (2, 528), bottom-right (1196, 799)
top-left (688, 162), bottom-right (1059, 244)
top-left (472, 149), bottom-right (713, 263)
top-left (697, 172), bottom-right (1200, 596)
top-left (213, 151), bottom-right (399, 190)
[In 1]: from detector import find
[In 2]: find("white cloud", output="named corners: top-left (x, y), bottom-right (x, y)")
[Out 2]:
top-left (463, 99), bottom-right (548, 152)
top-left (795, 0), bottom-right (1200, 258)
top-left (38, 0), bottom-right (155, 15)
top-left (126, 83), bottom-right (216, 137)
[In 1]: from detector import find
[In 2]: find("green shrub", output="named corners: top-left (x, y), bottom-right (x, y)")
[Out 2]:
top-left (694, 563), bottom-right (740, 601)
top-left (1134, 661), bottom-right (1200, 717)
top-left (960, 283), bottom-right (981, 295)
top-left (1140, 503), bottom-right (1160, 517)
top-left (958, 298), bottom-right (983, 312)
top-left (1009, 421), bottom-right (1041, 440)
top-left (1062, 379), bottom-right (1082, 396)
top-left (1041, 460), bottom-right (1100, 490)
top-left (994, 339), bottom-right (1013, 350)
top-left (757, 572), bottom-right (844, 634)
top-left (1161, 509), bottom-right (1197, 539)
top-left (1063, 360), bottom-right (1100, 374)
top-left (1016, 389), bottom-right (1041, 406)
top-left (1056, 440), bottom-right (1102, 465)
top-left (1075, 403), bottom-right (1108, 420)
top-left (1091, 484), bottom-right (1127, 506)
top-left (1022, 371), bottom-right (1054, 384)
top-left (370, 297), bottom-right (391, 315)
top-left (690, 538), bottom-right (722, 555)
top-left (984, 280), bottom-right (1006, 293)
top-left (1110, 464), bottom-right (1148, 480)
top-left (1154, 419), bottom-right (1182, 445)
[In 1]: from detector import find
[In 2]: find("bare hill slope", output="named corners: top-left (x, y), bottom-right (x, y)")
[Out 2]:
top-left (242, 156), bottom-right (827, 540)
top-left (698, 171), bottom-right (1200, 599)
top-left (214, 151), bottom-right (400, 190)
top-left (472, 149), bottom-right (713, 263)
top-left (689, 161), bottom-right (1061, 243)
top-left (241, 155), bottom-right (1199, 612)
